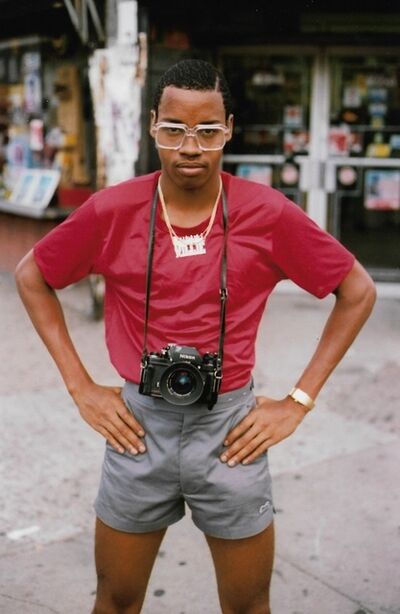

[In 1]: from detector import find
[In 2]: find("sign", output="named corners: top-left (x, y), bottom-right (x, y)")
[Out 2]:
top-left (236, 164), bottom-right (272, 186)
top-left (9, 169), bottom-right (60, 210)
top-left (89, 45), bottom-right (143, 186)
top-left (364, 170), bottom-right (400, 211)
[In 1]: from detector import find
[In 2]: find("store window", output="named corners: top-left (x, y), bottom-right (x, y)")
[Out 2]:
top-left (223, 52), bottom-right (311, 155)
top-left (220, 49), bottom-right (312, 204)
top-left (328, 54), bottom-right (400, 274)
top-left (0, 39), bottom-right (94, 213)
top-left (329, 55), bottom-right (400, 158)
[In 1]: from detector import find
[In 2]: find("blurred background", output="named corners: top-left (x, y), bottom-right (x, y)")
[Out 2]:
top-left (0, 0), bottom-right (399, 281)
top-left (0, 3), bottom-right (399, 613)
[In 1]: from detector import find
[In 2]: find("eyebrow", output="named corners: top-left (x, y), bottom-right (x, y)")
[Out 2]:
top-left (160, 118), bottom-right (224, 125)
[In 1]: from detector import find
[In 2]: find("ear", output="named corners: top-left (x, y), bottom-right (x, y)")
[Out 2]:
top-left (226, 114), bottom-right (234, 142)
top-left (149, 110), bottom-right (157, 136)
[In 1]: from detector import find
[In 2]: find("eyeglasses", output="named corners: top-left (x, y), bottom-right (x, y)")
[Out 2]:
top-left (152, 122), bottom-right (230, 151)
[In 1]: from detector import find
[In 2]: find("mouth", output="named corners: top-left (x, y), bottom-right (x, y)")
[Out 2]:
top-left (175, 163), bottom-right (207, 176)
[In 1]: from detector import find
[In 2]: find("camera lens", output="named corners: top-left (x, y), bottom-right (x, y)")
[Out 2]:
top-left (160, 362), bottom-right (204, 405)
top-left (169, 369), bottom-right (195, 395)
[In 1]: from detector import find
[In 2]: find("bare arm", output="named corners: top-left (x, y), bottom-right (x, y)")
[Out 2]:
top-left (221, 260), bottom-right (377, 467)
top-left (15, 250), bottom-right (146, 455)
top-left (292, 259), bottom-right (377, 398)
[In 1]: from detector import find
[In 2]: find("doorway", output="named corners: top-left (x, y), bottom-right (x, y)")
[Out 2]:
top-left (220, 45), bottom-right (400, 280)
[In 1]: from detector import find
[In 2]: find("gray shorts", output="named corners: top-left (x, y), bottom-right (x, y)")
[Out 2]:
top-left (94, 380), bottom-right (274, 539)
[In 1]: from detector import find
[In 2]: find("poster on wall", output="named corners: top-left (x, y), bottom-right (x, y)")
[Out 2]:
top-left (236, 164), bottom-right (272, 186)
top-left (364, 169), bottom-right (400, 210)
top-left (89, 44), bottom-right (144, 187)
top-left (9, 169), bottom-right (60, 209)
top-left (283, 105), bottom-right (303, 128)
top-left (283, 130), bottom-right (309, 155)
top-left (329, 126), bottom-right (351, 156)
top-left (343, 85), bottom-right (362, 108)
top-left (22, 52), bottom-right (42, 115)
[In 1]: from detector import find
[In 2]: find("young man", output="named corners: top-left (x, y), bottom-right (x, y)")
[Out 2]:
top-left (16, 59), bottom-right (376, 613)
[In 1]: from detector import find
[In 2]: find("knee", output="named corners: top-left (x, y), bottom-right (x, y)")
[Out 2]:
top-left (93, 572), bottom-right (144, 614)
top-left (221, 589), bottom-right (271, 614)
top-left (93, 593), bottom-right (142, 614)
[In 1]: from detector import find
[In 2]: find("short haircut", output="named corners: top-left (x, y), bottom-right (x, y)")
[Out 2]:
top-left (152, 59), bottom-right (233, 119)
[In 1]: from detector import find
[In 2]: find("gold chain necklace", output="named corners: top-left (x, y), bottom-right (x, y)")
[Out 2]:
top-left (157, 177), bottom-right (222, 258)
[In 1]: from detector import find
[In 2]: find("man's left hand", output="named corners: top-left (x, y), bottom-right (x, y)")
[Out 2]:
top-left (220, 395), bottom-right (307, 467)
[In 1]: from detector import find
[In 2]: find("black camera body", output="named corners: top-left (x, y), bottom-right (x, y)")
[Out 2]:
top-left (139, 343), bottom-right (222, 408)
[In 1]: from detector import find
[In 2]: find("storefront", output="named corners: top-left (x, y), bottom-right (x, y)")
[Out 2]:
top-left (0, 2), bottom-right (140, 224)
top-left (1, 2), bottom-right (399, 280)
top-left (0, 35), bottom-right (95, 210)
top-left (141, 2), bottom-right (400, 281)
top-left (0, 0), bottom-right (106, 272)
top-left (220, 46), bottom-right (400, 280)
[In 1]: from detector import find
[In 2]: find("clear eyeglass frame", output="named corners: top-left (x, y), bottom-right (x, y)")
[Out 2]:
top-left (152, 122), bottom-right (230, 151)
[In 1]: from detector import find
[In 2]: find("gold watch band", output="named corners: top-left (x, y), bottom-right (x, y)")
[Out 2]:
top-left (289, 387), bottom-right (315, 411)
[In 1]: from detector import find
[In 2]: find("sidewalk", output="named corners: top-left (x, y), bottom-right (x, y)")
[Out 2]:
top-left (0, 271), bottom-right (399, 614)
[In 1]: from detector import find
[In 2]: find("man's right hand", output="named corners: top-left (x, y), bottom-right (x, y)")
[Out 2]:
top-left (71, 382), bottom-right (146, 455)
top-left (15, 252), bottom-right (146, 456)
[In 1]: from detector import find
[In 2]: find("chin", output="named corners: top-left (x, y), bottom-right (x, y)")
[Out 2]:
top-left (169, 170), bottom-right (209, 190)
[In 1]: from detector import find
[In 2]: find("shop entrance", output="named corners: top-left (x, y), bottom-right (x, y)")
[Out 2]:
top-left (220, 46), bottom-right (400, 281)
top-left (221, 46), bottom-right (314, 211)
top-left (325, 48), bottom-right (400, 280)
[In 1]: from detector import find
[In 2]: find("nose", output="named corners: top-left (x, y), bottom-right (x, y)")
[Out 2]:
top-left (179, 132), bottom-right (201, 155)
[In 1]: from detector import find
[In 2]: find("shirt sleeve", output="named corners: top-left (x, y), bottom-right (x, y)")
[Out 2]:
top-left (271, 198), bottom-right (355, 298)
top-left (33, 196), bottom-right (104, 289)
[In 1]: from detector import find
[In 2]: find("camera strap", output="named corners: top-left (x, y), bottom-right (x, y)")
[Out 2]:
top-left (217, 185), bottom-right (228, 372)
top-left (142, 186), bottom-right (159, 361)
top-left (141, 179), bottom-right (229, 391)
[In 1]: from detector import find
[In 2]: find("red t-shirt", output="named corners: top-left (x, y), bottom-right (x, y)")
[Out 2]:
top-left (34, 171), bottom-right (355, 392)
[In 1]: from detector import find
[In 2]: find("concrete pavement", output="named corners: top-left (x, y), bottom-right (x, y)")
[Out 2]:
top-left (0, 271), bottom-right (399, 614)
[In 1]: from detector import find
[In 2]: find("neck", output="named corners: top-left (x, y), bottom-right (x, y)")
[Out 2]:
top-left (159, 174), bottom-right (222, 212)
top-left (158, 174), bottom-right (222, 228)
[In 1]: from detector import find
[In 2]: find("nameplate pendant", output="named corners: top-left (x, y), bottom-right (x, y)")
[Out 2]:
top-left (172, 234), bottom-right (206, 258)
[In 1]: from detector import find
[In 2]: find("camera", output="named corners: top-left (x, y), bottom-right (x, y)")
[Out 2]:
top-left (139, 344), bottom-right (222, 408)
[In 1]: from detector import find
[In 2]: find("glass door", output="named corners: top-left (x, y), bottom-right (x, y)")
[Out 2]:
top-left (220, 46), bottom-right (400, 279)
top-left (220, 47), bottom-right (315, 207)
top-left (325, 49), bottom-right (400, 279)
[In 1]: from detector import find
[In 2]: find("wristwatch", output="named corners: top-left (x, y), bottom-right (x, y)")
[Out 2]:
top-left (288, 387), bottom-right (315, 411)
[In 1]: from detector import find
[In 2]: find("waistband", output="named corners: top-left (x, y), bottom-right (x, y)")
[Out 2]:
top-left (123, 379), bottom-right (254, 413)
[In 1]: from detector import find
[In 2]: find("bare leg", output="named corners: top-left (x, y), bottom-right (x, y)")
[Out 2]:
top-left (92, 518), bottom-right (166, 614)
top-left (206, 522), bottom-right (274, 614)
